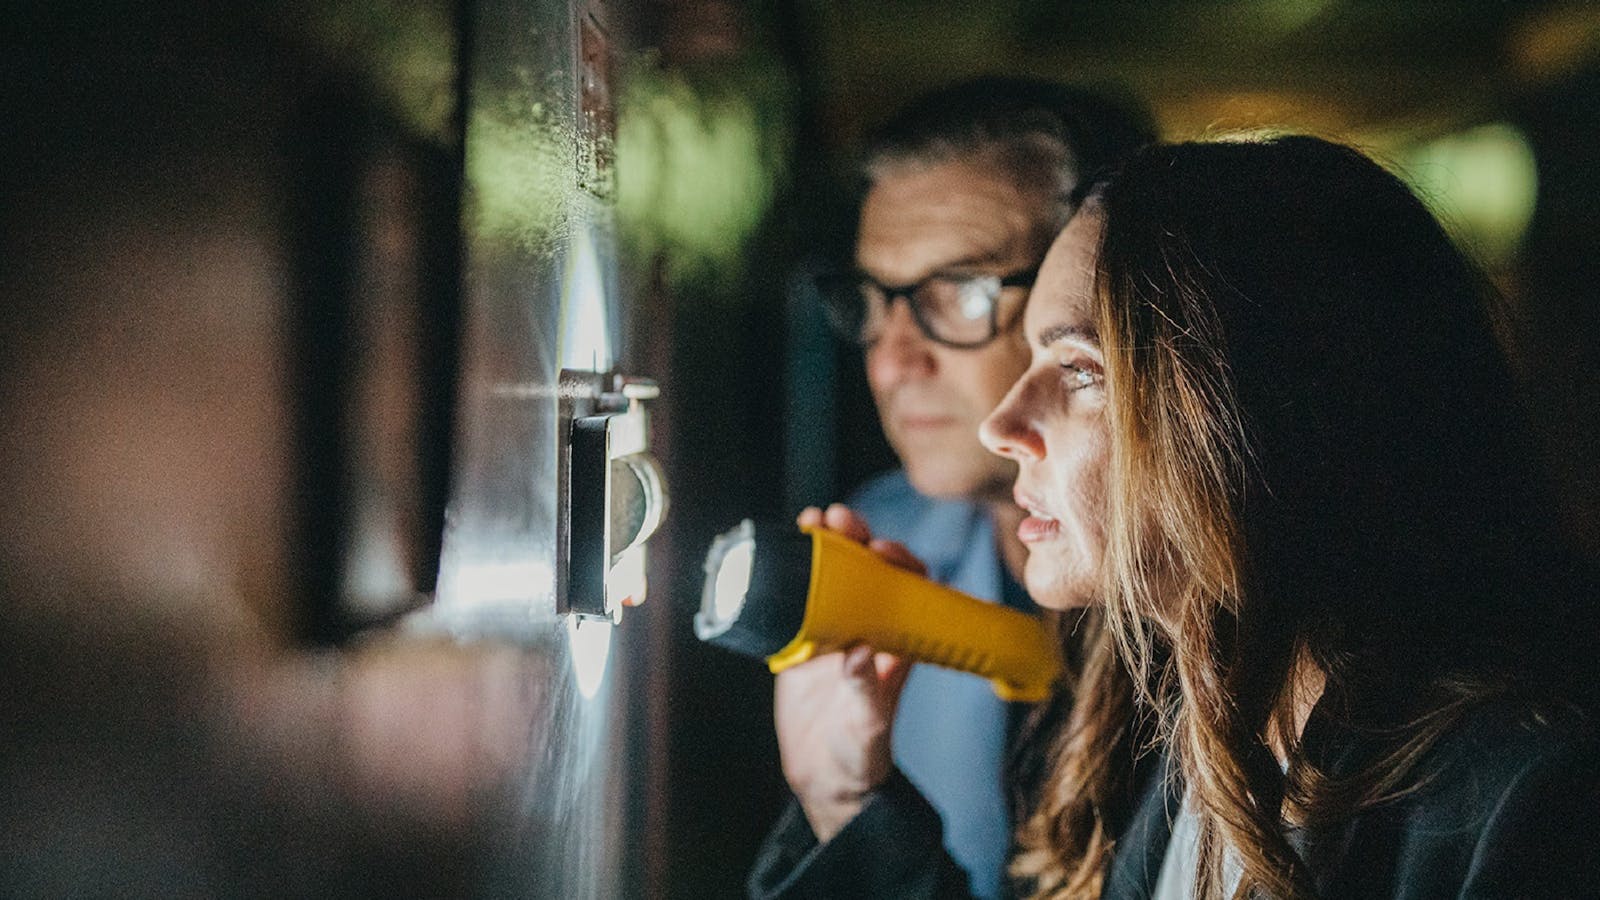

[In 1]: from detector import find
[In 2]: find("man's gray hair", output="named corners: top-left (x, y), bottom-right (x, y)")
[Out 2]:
top-left (862, 76), bottom-right (1156, 229)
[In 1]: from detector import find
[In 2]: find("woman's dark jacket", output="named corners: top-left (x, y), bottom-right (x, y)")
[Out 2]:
top-left (748, 697), bottom-right (1600, 899)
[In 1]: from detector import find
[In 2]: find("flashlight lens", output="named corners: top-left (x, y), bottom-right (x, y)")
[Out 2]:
top-left (696, 518), bottom-right (759, 640)
top-left (696, 519), bottom-right (810, 657)
top-left (712, 540), bottom-right (754, 623)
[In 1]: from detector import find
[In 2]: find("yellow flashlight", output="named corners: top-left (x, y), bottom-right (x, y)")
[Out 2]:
top-left (694, 520), bottom-right (1060, 702)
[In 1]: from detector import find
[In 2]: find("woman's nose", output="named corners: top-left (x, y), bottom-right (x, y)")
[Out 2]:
top-left (980, 376), bottom-right (1046, 461)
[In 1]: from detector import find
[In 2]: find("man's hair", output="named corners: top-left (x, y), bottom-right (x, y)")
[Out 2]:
top-left (860, 76), bottom-right (1156, 227)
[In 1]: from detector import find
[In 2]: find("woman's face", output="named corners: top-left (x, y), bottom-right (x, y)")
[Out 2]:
top-left (979, 209), bottom-right (1109, 610)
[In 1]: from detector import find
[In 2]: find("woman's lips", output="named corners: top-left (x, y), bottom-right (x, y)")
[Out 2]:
top-left (1013, 488), bottom-right (1061, 543)
top-left (1017, 513), bottom-right (1060, 544)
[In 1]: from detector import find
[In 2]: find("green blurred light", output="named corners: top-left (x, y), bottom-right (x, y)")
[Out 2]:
top-left (616, 66), bottom-right (790, 288)
top-left (1256, 0), bottom-right (1335, 32)
top-left (463, 97), bottom-right (577, 259)
top-left (305, 0), bottom-right (457, 142)
top-left (1398, 123), bottom-right (1539, 269)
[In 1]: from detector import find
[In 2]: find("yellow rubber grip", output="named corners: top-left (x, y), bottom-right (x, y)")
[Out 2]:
top-left (765, 525), bottom-right (1061, 702)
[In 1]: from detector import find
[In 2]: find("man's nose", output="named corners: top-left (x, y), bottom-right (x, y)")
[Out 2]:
top-left (866, 299), bottom-right (935, 387)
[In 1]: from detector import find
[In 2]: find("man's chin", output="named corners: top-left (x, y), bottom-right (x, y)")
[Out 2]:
top-left (901, 461), bottom-right (1011, 504)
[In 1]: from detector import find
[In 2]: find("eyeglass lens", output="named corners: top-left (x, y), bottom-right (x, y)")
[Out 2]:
top-left (859, 274), bottom-right (1001, 346)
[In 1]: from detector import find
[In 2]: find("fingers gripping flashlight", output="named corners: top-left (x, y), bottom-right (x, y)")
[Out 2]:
top-left (694, 520), bottom-right (1061, 702)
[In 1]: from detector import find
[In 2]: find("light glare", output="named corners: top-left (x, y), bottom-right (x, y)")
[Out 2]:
top-left (713, 540), bottom-right (755, 624)
top-left (566, 616), bottom-right (612, 700)
top-left (561, 227), bottom-right (612, 371)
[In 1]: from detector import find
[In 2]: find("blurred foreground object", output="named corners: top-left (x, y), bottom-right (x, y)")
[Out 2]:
top-left (0, 0), bottom-right (663, 896)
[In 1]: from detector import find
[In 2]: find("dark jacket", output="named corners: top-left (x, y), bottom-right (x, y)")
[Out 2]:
top-left (749, 697), bottom-right (1600, 899)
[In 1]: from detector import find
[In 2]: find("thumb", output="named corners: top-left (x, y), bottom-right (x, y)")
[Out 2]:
top-left (840, 644), bottom-right (879, 688)
top-left (874, 651), bottom-right (913, 704)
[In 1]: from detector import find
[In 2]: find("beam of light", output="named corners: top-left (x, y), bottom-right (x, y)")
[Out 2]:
top-left (560, 225), bottom-right (612, 372)
top-left (566, 616), bottom-right (612, 700)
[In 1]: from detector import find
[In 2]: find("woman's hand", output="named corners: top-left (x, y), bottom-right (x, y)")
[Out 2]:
top-left (774, 504), bottom-right (922, 843)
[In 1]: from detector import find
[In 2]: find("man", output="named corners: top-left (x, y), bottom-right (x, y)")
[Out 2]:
top-left (756, 79), bottom-right (1154, 898)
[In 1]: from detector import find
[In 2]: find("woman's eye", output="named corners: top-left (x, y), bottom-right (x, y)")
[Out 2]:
top-left (1062, 363), bottom-right (1101, 390)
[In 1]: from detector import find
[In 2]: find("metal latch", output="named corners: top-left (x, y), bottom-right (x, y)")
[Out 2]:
top-left (558, 369), bottom-right (667, 621)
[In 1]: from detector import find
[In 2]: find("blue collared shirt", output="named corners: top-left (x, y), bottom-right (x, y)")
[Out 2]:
top-left (850, 470), bottom-right (1032, 900)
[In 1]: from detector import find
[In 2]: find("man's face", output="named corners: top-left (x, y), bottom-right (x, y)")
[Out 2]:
top-left (858, 159), bottom-right (1050, 502)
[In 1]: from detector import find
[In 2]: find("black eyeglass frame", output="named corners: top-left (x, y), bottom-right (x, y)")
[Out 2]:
top-left (818, 267), bottom-right (1039, 350)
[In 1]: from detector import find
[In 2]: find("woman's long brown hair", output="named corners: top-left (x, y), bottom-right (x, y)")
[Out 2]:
top-left (1013, 135), bottom-right (1590, 899)
top-left (1009, 608), bottom-right (1143, 898)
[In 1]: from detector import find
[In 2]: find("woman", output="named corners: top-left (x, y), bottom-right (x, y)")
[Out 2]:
top-left (753, 136), bottom-right (1598, 899)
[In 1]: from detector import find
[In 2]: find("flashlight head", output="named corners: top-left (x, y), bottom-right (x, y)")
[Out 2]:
top-left (695, 519), bottom-right (811, 659)
top-left (695, 518), bottom-right (1062, 700)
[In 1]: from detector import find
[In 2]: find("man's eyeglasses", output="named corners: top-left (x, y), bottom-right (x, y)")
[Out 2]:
top-left (816, 268), bottom-right (1038, 349)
